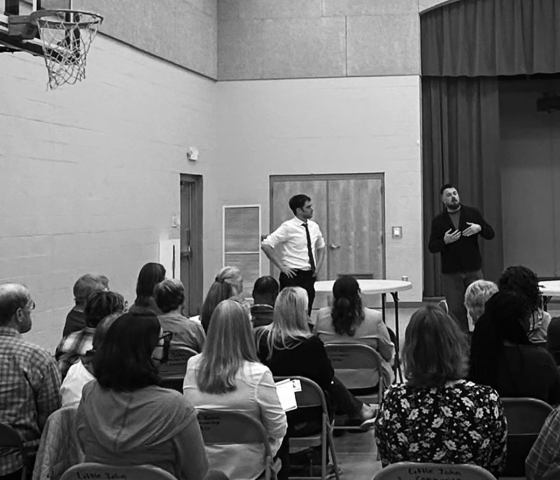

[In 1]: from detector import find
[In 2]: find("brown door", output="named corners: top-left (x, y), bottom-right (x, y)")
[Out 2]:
top-left (270, 174), bottom-right (385, 280)
top-left (180, 175), bottom-right (203, 316)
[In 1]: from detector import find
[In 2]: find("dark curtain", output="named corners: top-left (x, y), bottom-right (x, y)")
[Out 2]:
top-left (421, 0), bottom-right (560, 297)
top-left (422, 76), bottom-right (503, 297)
top-left (422, 0), bottom-right (560, 76)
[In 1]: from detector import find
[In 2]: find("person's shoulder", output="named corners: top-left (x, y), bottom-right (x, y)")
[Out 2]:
top-left (18, 338), bottom-right (58, 365)
top-left (363, 307), bottom-right (383, 321)
top-left (460, 380), bottom-right (501, 400)
top-left (315, 307), bottom-right (331, 322)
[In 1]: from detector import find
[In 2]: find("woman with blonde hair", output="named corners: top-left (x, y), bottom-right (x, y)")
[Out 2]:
top-left (199, 266), bottom-right (243, 333)
top-left (464, 279), bottom-right (498, 331)
top-left (184, 299), bottom-right (287, 480)
top-left (375, 305), bottom-right (507, 478)
top-left (256, 287), bottom-right (376, 434)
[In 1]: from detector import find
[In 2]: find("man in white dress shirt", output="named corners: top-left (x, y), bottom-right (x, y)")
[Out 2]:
top-left (262, 194), bottom-right (326, 314)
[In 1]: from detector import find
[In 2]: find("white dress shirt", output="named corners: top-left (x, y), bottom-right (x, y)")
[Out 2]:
top-left (262, 217), bottom-right (325, 270)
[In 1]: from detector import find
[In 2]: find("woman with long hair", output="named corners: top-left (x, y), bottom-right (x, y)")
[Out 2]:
top-left (184, 299), bottom-right (286, 480)
top-left (314, 275), bottom-right (395, 385)
top-left (256, 287), bottom-right (376, 434)
top-left (469, 290), bottom-right (560, 404)
top-left (130, 262), bottom-right (166, 314)
top-left (375, 305), bottom-right (507, 478)
top-left (76, 311), bottom-right (214, 480)
top-left (199, 266), bottom-right (243, 333)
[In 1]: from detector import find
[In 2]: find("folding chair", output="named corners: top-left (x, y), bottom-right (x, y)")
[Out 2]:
top-left (0, 424), bottom-right (30, 480)
top-left (325, 343), bottom-right (385, 404)
top-left (60, 463), bottom-right (176, 480)
top-left (274, 376), bottom-right (340, 480)
top-left (197, 409), bottom-right (275, 480)
top-left (373, 462), bottom-right (496, 480)
top-left (159, 346), bottom-right (197, 393)
top-left (501, 397), bottom-right (552, 477)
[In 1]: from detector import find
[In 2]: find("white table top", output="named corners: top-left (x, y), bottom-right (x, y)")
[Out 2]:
top-left (539, 280), bottom-right (560, 296)
top-left (315, 279), bottom-right (412, 295)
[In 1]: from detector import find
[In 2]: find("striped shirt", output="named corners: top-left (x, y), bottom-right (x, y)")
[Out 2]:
top-left (0, 327), bottom-right (61, 475)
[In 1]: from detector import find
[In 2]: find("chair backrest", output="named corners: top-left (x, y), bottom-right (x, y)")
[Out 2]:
top-left (273, 376), bottom-right (328, 412)
top-left (325, 343), bottom-right (384, 393)
top-left (373, 462), bottom-right (496, 480)
top-left (0, 423), bottom-right (29, 474)
top-left (501, 397), bottom-right (552, 477)
top-left (501, 397), bottom-right (552, 433)
top-left (158, 346), bottom-right (197, 378)
top-left (197, 409), bottom-right (272, 454)
top-left (60, 462), bottom-right (177, 480)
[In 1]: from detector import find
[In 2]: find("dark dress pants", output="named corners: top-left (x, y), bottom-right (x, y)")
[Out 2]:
top-left (442, 269), bottom-right (483, 331)
top-left (279, 270), bottom-right (316, 315)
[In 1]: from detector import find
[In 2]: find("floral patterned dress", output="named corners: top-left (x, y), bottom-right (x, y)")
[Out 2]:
top-left (374, 380), bottom-right (507, 477)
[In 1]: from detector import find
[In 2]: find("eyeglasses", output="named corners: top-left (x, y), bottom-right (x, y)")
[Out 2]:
top-left (159, 331), bottom-right (173, 343)
top-left (156, 331), bottom-right (173, 364)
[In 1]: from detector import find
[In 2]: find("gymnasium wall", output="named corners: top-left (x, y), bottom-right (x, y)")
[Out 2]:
top-left (213, 0), bottom-right (451, 302)
top-left (74, 0), bottom-right (218, 79)
top-left (0, 36), bottom-right (217, 350)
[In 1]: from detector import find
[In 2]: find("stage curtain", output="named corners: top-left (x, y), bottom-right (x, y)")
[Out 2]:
top-left (422, 0), bottom-right (560, 76)
top-left (422, 76), bottom-right (503, 297)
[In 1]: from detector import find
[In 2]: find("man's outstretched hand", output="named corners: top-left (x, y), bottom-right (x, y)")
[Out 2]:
top-left (462, 222), bottom-right (481, 237)
top-left (444, 229), bottom-right (461, 244)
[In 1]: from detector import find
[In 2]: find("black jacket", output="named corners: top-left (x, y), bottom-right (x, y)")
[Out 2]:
top-left (428, 204), bottom-right (494, 274)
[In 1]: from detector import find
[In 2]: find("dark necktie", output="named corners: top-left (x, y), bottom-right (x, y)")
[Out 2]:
top-left (302, 223), bottom-right (316, 273)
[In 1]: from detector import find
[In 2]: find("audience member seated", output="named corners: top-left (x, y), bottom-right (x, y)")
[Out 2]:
top-left (76, 311), bottom-right (218, 480)
top-left (526, 405), bottom-right (560, 480)
top-left (154, 278), bottom-right (205, 352)
top-left (251, 276), bottom-right (279, 328)
top-left (129, 262), bottom-right (166, 315)
top-left (547, 317), bottom-right (560, 367)
top-left (0, 283), bottom-right (61, 480)
top-left (469, 291), bottom-right (560, 405)
top-left (56, 290), bottom-right (125, 378)
top-left (499, 265), bottom-right (550, 344)
top-left (313, 275), bottom-right (395, 386)
top-left (60, 312), bottom-right (121, 407)
top-left (375, 305), bottom-right (507, 478)
top-left (464, 279), bottom-right (498, 332)
top-left (184, 299), bottom-right (287, 480)
top-left (256, 287), bottom-right (376, 435)
top-left (199, 266), bottom-right (243, 333)
top-left (62, 274), bottom-right (107, 337)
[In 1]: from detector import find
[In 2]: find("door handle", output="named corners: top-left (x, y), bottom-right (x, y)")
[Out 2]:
top-left (329, 244), bottom-right (340, 250)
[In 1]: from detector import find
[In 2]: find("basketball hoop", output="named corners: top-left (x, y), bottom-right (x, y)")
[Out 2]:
top-left (30, 9), bottom-right (103, 89)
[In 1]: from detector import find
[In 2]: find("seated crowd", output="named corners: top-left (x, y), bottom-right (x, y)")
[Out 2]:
top-left (2, 263), bottom-right (560, 480)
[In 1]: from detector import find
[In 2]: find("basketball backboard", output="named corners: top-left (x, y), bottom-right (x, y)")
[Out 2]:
top-left (0, 0), bottom-right (73, 55)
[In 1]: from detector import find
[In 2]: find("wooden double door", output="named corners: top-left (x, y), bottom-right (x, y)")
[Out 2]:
top-left (270, 174), bottom-right (385, 280)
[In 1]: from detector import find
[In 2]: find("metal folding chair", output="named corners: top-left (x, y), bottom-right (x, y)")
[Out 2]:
top-left (61, 463), bottom-right (177, 480)
top-left (159, 346), bottom-right (197, 392)
top-left (274, 376), bottom-right (341, 480)
top-left (373, 462), bottom-right (497, 480)
top-left (0, 423), bottom-right (30, 480)
top-left (501, 397), bottom-right (552, 477)
top-left (197, 409), bottom-right (275, 480)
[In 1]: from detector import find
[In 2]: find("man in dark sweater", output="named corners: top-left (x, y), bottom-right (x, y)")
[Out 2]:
top-left (429, 184), bottom-right (495, 331)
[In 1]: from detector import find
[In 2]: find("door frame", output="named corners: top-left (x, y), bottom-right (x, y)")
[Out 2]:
top-left (180, 174), bottom-right (203, 316)
top-left (269, 173), bottom-right (386, 279)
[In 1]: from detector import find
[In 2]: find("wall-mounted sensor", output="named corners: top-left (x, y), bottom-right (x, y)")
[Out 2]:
top-left (187, 147), bottom-right (199, 161)
top-left (392, 226), bottom-right (402, 239)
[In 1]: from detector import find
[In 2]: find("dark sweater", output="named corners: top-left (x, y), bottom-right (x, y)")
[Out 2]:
top-left (428, 204), bottom-right (494, 274)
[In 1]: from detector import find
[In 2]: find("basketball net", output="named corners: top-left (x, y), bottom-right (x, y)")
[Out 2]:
top-left (33, 10), bottom-right (103, 90)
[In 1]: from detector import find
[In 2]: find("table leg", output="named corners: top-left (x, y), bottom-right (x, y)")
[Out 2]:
top-left (390, 291), bottom-right (403, 382)
top-left (381, 293), bottom-right (386, 324)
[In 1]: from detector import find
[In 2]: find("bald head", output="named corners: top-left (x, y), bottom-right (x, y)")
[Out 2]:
top-left (0, 284), bottom-right (31, 326)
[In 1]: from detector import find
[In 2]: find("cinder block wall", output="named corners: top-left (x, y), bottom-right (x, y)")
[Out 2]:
top-left (0, 36), bottom-right (217, 351)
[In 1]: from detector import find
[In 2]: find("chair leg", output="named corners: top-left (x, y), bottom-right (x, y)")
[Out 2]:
top-left (326, 426), bottom-right (341, 480)
top-left (321, 422), bottom-right (327, 480)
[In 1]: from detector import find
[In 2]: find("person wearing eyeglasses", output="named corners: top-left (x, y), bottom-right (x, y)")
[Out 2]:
top-left (76, 311), bottom-right (225, 480)
top-left (469, 290), bottom-right (560, 405)
top-left (0, 283), bottom-right (61, 480)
